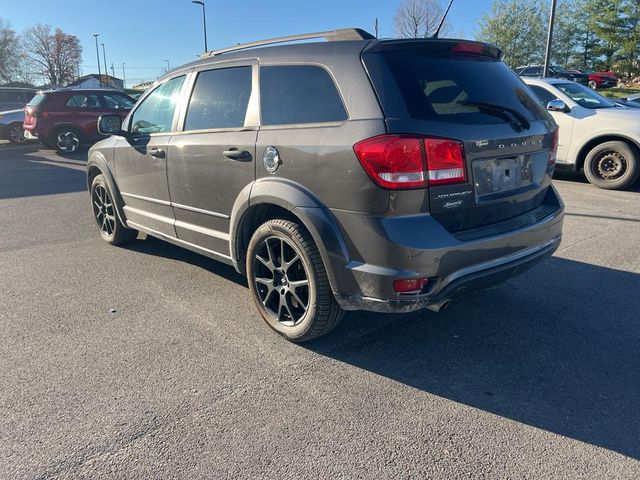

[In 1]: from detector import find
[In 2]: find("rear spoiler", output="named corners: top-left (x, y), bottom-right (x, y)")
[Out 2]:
top-left (365, 39), bottom-right (503, 61)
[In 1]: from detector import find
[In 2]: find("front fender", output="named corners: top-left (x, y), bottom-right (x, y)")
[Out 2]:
top-left (86, 149), bottom-right (128, 227)
top-left (229, 178), bottom-right (356, 295)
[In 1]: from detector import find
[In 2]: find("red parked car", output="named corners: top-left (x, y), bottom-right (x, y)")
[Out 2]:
top-left (568, 70), bottom-right (618, 89)
top-left (23, 89), bottom-right (134, 154)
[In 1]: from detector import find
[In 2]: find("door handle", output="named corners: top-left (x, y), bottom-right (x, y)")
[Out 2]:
top-left (223, 149), bottom-right (251, 161)
top-left (148, 148), bottom-right (166, 159)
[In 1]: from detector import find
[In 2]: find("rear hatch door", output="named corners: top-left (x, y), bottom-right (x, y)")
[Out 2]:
top-left (362, 39), bottom-right (558, 233)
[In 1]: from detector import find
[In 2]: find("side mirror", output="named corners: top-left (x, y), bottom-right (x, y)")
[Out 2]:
top-left (547, 99), bottom-right (570, 113)
top-left (98, 114), bottom-right (123, 135)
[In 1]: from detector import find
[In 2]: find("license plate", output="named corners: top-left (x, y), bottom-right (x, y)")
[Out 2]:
top-left (473, 156), bottom-right (533, 196)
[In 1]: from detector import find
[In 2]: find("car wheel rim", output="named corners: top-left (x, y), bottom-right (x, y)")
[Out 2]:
top-left (253, 236), bottom-right (309, 327)
top-left (92, 184), bottom-right (116, 236)
top-left (9, 125), bottom-right (26, 143)
top-left (589, 81), bottom-right (597, 89)
top-left (56, 131), bottom-right (80, 153)
top-left (594, 151), bottom-right (627, 180)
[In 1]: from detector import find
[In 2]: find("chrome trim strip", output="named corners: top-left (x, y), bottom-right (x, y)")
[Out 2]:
top-left (174, 220), bottom-right (229, 241)
top-left (121, 192), bottom-right (171, 206)
top-left (122, 205), bottom-right (175, 225)
top-left (171, 202), bottom-right (230, 219)
top-left (444, 235), bottom-right (562, 285)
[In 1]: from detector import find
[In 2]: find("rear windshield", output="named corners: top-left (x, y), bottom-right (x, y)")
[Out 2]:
top-left (27, 94), bottom-right (47, 106)
top-left (370, 47), bottom-right (548, 124)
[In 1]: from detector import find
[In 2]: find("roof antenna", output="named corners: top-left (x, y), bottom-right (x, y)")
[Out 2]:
top-left (432, 0), bottom-right (454, 38)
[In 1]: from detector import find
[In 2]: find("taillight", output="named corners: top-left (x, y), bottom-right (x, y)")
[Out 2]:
top-left (353, 135), bottom-right (466, 190)
top-left (548, 128), bottom-right (559, 166)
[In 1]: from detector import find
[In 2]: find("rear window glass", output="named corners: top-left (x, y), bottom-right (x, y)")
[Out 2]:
top-left (28, 94), bottom-right (47, 106)
top-left (374, 48), bottom-right (548, 124)
top-left (260, 65), bottom-right (347, 126)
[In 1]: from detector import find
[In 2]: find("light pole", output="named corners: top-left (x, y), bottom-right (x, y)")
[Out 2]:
top-left (164, 59), bottom-right (170, 72)
top-left (93, 33), bottom-right (102, 87)
top-left (101, 43), bottom-right (108, 85)
top-left (192, 1), bottom-right (208, 52)
top-left (122, 62), bottom-right (126, 89)
top-left (543, 0), bottom-right (557, 77)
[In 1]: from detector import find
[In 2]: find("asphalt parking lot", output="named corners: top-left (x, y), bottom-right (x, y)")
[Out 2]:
top-left (1, 140), bottom-right (639, 479)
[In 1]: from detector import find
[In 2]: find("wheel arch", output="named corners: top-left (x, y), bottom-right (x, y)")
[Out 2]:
top-left (573, 134), bottom-right (640, 171)
top-left (230, 178), bottom-right (354, 295)
top-left (87, 152), bottom-right (128, 227)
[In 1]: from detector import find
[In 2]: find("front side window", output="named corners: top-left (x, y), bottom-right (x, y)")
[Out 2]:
top-left (102, 93), bottom-right (135, 109)
top-left (66, 94), bottom-right (101, 108)
top-left (130, 75), bottom-right (185, 134)
top-left (260, 65), bottom-right (347, 126)
top-left (554, 82), bottom-right (617, 109)
top-left (184, 66), bottom-right (252, 131)
top-left (529, 85), bottom-right (559, 106)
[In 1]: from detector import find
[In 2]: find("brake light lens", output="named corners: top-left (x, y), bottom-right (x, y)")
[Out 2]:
top-left (353, 135), bottom-right (466, 190)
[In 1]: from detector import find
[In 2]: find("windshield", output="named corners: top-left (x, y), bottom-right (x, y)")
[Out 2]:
top-left (555, 82), bottom-right (617, 109)
top-left (370, 48), bottom-right (549, 125)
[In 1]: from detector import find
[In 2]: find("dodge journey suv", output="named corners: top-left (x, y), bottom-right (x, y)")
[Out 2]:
top-left (88, 29), bottom-right (564, 342)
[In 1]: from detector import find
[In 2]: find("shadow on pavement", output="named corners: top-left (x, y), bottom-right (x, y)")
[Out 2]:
top-left (306, 256), bottom-right (640, 459)
top-left (0, 144), bottom-right (87, 199)
top-left (122, 230), bottom-right (640, 459)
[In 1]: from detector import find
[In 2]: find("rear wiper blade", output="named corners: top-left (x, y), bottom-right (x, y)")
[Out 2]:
top-left (459, 101), bottom-right (531, 130)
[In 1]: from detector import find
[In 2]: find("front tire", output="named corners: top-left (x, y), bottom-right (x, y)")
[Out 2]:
top-left (583, 141), bottom-right (639, 190)
top-left (90, 174), bottom-right (137, 245)
top-left (7, 123), bottom-right (27, 144)
top-left (246, 219), bottom-right (343, 342)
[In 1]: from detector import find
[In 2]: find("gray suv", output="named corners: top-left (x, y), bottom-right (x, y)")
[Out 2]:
top-left (88, 29), bottom-right (564, 342)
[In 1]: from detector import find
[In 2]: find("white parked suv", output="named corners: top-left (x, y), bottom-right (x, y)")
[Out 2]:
top-left (524, 77), bottom-right (640, 190)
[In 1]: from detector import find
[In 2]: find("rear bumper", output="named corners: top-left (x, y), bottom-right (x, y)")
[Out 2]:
top-left (335, 234), bottom-right (560, 312)
top-left (330, 185), bottom-right (564, 313)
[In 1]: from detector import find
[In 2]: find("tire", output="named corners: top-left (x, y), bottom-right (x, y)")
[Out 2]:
top-left (246, 219), bottom-right (343, 342)
top-left (7, 122), bottom-right (27, 144)
top-left (52, 126), bottom-right (82, 154)
top-left (588, 80), bottom-right (598, 89)
top-left (90, 174), bottom-right (138, 245)
top-left (583, 141), bottom-right (639, 190)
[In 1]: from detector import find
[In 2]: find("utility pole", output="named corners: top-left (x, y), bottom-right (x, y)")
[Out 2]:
top-left (111, 62), bottom-right (115, 78)
top-left (164, 59), bottom-right (170, 72)
top-left (374, 18), bottom-right (379, 38)
top-left (543, 0), bottom-right (557, 77)
top-left (122, 62), bottom-right (126, 89)
top-left (93, 33), bottom-right (102, 87)
top-left (192, 1), bottom-right (208, 52)
top-left (101, 43), bottom-right (108, 86)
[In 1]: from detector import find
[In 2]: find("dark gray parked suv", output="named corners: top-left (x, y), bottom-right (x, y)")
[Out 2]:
top-left (88, 29), bottom-right (564, 341)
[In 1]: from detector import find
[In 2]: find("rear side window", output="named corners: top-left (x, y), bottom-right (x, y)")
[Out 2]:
top-left (184, 66), bottom-right (252, 131)
top-left (260, 65), bottom-right (347, 126)
top-left (66, 94), bottom-right (101, 108)
top-left (130, 75), bottom-right (185, 134)
top-left (368, 47), bottom-right (548, 125)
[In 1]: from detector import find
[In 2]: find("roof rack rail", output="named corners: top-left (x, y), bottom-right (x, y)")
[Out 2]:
top-left (200, 28), bottom-right (375, 58)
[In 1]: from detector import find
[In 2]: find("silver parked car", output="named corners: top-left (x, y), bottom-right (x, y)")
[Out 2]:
top-left (0, 109), bottom-right (28, 144)
top-left (524, 77), bottom-right (640, 189)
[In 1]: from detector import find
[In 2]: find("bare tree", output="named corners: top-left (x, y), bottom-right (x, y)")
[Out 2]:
top-left (0, 18), bottom-right (20, 84)
top-left (394, 0), bottom-right (451, 38)
top-left (22, 24), bottom-right (82, 86)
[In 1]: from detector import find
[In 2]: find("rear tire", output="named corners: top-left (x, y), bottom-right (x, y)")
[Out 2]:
top-left (52, 126), bottom-right (82, 154)
top-left (583, 141), bottom-right (639, 190)
top-left (588, 80), bottom-right (598, 89)
top-left (246, 219), bottom-right (343, 342)
top-left (90, 174), bottom-right (138, 245)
